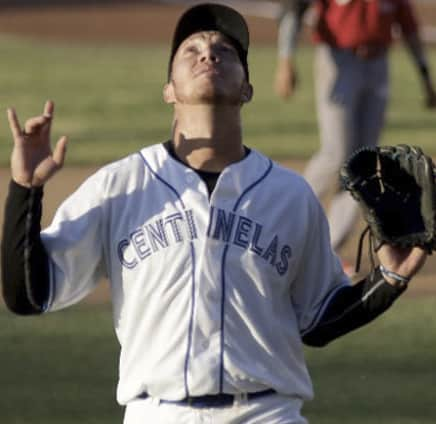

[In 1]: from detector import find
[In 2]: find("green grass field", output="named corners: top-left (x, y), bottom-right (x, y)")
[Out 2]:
top-left (0, 35), bottom-right (435, 165)
top-left (1, 297), bottom-right (436, 424)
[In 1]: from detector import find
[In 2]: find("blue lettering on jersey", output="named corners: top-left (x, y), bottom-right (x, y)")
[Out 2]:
top-left (146, 219), bottom-right (168, 252)
top-left (233, 216), bottom-right (252, 248)
top-left (208, 207), bottom-right (292, 275)
top-left (165, 213), bottom-right (185, 242)
top-left (117, 239), bottom-right (137, 269)
top-left (117, 209), bottom-right (198, 269)
top-left (212, 208), bottom-right (236, 242)
top-left (262, 235), bottom-right (278, 264)
top-left (276, 245), bottom-right (292, 276)
top-left (117, 207), bottom-right (292, 275)
top-left (250, 222), bottom-right (264, 255)
top-left (131, 228), bottom-right (152, 259)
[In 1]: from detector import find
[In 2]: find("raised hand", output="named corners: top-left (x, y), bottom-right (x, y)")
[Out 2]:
top-left (7, 100), bottom-right (68, 187)
top-left (274, 58), bottom-right (297, 100)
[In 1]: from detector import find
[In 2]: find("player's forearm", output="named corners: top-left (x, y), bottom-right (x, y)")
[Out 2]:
top-left (302, 268), bottom-right (406, 347)
top-left (1, 180), bottom-right (50, 315)
top-left (277, 0), bottom-right (310, 59)
top-left (403, 32), bottom-right (434, 88)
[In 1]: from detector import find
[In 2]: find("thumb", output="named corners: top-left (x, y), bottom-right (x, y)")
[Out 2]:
top-left (53, 136), bottom-right (68, 168)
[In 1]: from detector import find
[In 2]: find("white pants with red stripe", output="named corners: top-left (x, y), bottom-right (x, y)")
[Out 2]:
top-left (123, 393), bottom-right (307, 424)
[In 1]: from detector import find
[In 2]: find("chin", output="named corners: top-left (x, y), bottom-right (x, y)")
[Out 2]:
top-left (195, 96), bottom-right (240, 106)
top-left (195, 79), bottom-right (242, 103)
top-left (194, 88), bottom-right (241, 105)
top-left (174, 78), bottom-right (243, 105)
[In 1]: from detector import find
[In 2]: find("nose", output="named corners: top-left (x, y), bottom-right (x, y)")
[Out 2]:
top-left (200, 45), bottom-right (219, 64)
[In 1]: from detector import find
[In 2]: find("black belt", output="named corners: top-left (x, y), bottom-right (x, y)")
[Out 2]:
top-left (350, 45), bottom-right (387, 60)
top-left (138, 388), bottom-right (276, 408)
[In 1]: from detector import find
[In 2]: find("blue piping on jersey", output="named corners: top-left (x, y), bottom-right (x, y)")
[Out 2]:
top-left (139, 151), bottom-right (196, 398)
top-left (233, 159), bottom-right (273, 212)
top-left (302, 276), bottom-right (387, 336)
top-left (185, 242), bottom-right (197, 396)
top-left (139, 152), bottom-right (186, 203)
top-left (218, 159), bottom-right (273, 393)
top-left (44, 260), bottom-right (56, 312)
top-left (300, 282), bottom-right (348, 336)
top-left (218, 243), bottom-right (230, 390)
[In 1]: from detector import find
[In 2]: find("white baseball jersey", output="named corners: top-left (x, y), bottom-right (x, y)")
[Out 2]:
top-left (41, 144), bottom-right (349, 405)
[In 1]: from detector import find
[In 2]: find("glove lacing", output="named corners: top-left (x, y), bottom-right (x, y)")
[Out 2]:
top-left (354, 225), bottom-right (377, 274)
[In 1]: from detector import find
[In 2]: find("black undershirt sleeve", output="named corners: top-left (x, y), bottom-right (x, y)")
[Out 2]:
top-left (302, 268), bottom-right (407, 347)
top-left (1, 180), bottom-right (50, 315)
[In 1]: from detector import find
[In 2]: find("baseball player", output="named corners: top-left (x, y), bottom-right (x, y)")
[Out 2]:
top-left (2, 3), bottom-right (428, 423)
top-left (275, 0), bottom-right (436, 265)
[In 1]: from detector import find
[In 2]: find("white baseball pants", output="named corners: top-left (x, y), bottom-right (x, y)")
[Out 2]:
top-left (123, 393), bottom-right (308, 423)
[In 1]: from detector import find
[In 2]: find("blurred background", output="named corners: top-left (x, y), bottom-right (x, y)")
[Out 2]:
top-left (0, 1), bottom-right (436, 423)
top-left (0, 0), bottom-right (435, 163)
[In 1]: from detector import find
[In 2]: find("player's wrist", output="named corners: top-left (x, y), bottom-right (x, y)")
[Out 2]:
top-left (379, 265), bottom-right (410, 289)
top-left (11, 176), bottom-right (33, 189)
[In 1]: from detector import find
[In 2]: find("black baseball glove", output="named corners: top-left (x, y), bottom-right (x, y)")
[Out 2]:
top-left (340, 145), bottom-right (436, 264)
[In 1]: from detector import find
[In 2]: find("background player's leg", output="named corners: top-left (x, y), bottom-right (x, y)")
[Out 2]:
top-left (303, 45), bottom-right (356, 200)
top-left (304, 45), bottom-right (361, 251)
top-left (327, 191), bottom-right (360, 250)
top-left (357, 56), bottom-right (389, 152)
top-left (328, 55), bottom-right (389, 251)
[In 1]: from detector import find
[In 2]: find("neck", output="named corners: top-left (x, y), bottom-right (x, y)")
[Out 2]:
top-left (171, 104), bottom-right (245, 172)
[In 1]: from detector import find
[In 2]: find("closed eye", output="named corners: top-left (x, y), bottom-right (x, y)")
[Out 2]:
top-left (216, 44), bottom-right (237, 55)
top-left (182, 45), bottom-right (200, 56)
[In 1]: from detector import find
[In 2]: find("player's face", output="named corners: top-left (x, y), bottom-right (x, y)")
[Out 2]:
top-left (165, 31), bottom-right (252, 106)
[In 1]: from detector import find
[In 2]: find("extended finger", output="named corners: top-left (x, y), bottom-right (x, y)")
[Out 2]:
top-left (53, 136), bottom-right (68, 168)
top-left (41, 100), bottom-right (55, 137)
top-left (412, 246), bottom-right (427, 262)
top-left (43, 100), bottom-right (54, 119)
top-left (7, 108), bottom-right (23, 139)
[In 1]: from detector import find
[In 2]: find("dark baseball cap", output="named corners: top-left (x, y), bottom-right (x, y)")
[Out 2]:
top-left (168, 3), bottom-right (250, 81)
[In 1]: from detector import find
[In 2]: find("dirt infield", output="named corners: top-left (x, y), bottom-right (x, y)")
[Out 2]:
top-left (0, 1), bottom-right (435, 46)
top-left (0, 3), bottom-right (278, 45)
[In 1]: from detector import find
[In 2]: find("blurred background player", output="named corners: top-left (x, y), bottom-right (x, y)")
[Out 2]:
top-left (275, 0), bottom-right (436, 273)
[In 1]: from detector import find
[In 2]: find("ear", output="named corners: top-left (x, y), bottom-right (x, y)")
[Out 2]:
top-left (241, 82), bottom-right (253, 104)
top-left (163, 82), bottom-right (176, 104)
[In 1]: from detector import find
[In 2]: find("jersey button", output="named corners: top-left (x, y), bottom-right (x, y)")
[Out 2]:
top-left (202, 339), bottom-right (210, 350)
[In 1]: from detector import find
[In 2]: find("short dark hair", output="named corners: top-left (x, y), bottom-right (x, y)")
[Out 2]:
top-left (168, 3), bottom-right (250, 81)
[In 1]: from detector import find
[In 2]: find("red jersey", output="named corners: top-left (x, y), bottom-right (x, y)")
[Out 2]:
top-left (312, 0), bottom-right (419, 49)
